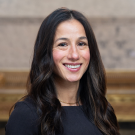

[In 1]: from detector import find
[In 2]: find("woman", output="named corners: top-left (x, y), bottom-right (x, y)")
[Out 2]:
top-left (6, 8), bottom-right (120, 135)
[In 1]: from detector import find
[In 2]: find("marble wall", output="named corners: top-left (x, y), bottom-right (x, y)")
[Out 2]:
top-left (0, 0), bottom-right (135, 69)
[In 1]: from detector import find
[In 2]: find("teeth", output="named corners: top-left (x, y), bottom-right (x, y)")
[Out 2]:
top-left (65, 64), bottom-right (81, 69)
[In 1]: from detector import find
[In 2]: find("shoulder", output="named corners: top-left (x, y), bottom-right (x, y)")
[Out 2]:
top-left (5, 96), bottom-right (40, 135)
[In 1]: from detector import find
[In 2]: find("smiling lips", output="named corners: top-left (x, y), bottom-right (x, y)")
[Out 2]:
top-left (63, 63), bottom-right (82, 72)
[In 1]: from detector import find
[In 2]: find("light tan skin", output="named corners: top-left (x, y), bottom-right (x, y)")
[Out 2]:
top-left (53, 19), bottom-right (90, 106)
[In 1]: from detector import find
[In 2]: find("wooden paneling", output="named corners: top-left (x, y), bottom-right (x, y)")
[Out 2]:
top-left (0, 70), bottom-right (28, 89)
top-left (0, 73), bottom-right (4, 87)
top-left (0, 93), bottom-right (24, 121)
top-left (106, 70), bottom-right (135, 92)
top-left (107, 94), bottom-right (135, 121)
top-left (0, 70), bottom-right (135, 121)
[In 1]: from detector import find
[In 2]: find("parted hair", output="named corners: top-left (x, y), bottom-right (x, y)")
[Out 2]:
top-left (26, 7), bottom-right (120, 135)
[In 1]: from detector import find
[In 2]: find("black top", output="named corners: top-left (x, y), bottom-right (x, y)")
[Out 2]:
top-left (5, 97), bottom-right (103, 135)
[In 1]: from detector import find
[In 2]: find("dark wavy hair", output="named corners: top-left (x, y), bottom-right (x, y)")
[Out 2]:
top-left (26, 7), bottom-right (120, 135)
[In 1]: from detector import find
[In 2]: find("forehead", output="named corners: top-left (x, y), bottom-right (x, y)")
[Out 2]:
top-left (54, 19), bottom-right (86, 39)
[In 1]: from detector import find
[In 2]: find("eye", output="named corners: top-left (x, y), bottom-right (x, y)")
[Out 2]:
top-left (78, 42), bottom-right (87, 46)
top-left (58, 42), bottom-right (67, 47)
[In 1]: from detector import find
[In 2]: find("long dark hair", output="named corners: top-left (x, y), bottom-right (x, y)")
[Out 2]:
top-left (26, 8), bottom-right (120, 135)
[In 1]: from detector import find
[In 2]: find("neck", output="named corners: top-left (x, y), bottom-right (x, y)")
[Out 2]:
top-left (53, 76), bottom-right (80, 106)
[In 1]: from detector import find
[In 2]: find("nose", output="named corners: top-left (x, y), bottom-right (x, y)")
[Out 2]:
top-left (67, 45), bottom-right (80, 61)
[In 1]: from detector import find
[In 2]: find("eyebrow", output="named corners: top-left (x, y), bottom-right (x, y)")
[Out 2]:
top-left (79, 36), bottom-right (87, 40)
top-left (55, 38), bottom-right (68, 43)
top-left (55, 36), bottom-right (87, 43)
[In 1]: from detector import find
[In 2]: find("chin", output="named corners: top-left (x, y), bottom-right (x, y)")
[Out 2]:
top-left (66, 76), bottom-right (81, 82)
top-left (67, 80), bottom-right (79, 82)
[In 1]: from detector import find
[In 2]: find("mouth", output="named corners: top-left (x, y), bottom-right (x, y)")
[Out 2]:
top-left (63, 63), bottom-right (82, 72)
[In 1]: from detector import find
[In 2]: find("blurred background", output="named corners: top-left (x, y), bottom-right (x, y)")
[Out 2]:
top-left (0, 0), bottom-right (135, 134)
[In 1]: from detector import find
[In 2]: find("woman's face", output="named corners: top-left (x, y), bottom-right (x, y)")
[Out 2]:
top-left (53, 19), bottom-right (90, 82)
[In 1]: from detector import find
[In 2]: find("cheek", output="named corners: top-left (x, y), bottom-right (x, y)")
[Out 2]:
top-left (53, 50), bottom-right (58, 64)
top-left (52, 49), bottom-right (64, 66)
top-left (52, 49), bottom-right (66, 75)
top-left (83, 49), bottom-right (90, 63)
